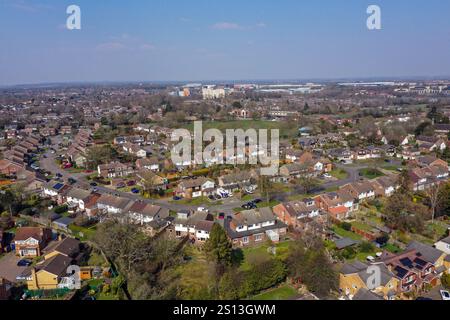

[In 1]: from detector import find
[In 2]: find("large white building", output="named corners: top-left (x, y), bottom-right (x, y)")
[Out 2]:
top-left (202, 85), bottom-right (226, 99)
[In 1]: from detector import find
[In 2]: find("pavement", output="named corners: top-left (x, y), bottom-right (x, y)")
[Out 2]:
top-left (0, 252), bottom-right (28, 283)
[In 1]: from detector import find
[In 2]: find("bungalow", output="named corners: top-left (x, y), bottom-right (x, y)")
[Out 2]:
top-left (14, 227), bottom-right (52, 258)
top-left (98, 162), bottom-right (134, 179)
top-left (176, 177), bottom-right (215, 199)
top-left (224, 208), bottom-right (287, 247)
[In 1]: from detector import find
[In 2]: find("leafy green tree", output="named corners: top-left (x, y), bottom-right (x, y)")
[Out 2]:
top-left (441, 273), bottom-right (450, 290)
top-left (303, 250), bottom-right (338, 297)
top-left (204, 224), bottom-right (233, 267)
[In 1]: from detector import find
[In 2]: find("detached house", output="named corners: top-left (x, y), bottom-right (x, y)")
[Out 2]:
top-left (66, 188), bottom-right (95, 211)
top-left (14, 227), bottom-right (52, 257)
top-left (225, 208), bottom-right (287, 247)
top-left (125, 202), bottom-right (169, 225)
top-left (341, 181), bottom-right (375, 202)
top-left (96, 194), bottom-right (132, 214)
top-left (340, 261), bottom-right (399, 300)
top-left (136, 157), bottom-right (160, 172)
top-left (273, 199), bottom-right (321, 230)
top-left (175, 177), bottom-right (215, 199)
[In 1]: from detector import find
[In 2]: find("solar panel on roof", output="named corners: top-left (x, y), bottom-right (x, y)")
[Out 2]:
top-left (53, 183), bottom-right (64, 190)
top-left (394, 266), bottom-right (408, 278)
top-left (399, 257), bottom-right (413, 268)
top-left (414, 258), bottom-right (427, 267)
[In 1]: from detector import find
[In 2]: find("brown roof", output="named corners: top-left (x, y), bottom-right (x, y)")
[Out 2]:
top-left (44, 237), bottom-right (81, 257)
top-left (37, 254), bottom-right (72, 276)
top-left (14, 227), bottom-right (50, 242)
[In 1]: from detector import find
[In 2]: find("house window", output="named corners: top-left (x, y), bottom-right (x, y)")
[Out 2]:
top-left (255, 234), bottom-right (263, 242)
top-left (242, 237), bottom-right (249, 244)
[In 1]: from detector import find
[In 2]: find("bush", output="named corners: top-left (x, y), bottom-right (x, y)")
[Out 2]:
top-left (340, 222), bottom-right (352, 231)
top-left (54, 205), bottom-right (68, 214)
top-left (360, 241), bottom-right (375, 253)
top-left (442, 273), bottom-right (450, 290)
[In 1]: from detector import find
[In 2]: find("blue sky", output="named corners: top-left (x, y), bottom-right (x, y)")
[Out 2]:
top-left (0, 0), bottom-right (449, 85)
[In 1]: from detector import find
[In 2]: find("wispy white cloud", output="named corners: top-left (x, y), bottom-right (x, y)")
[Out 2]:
top-left (211, 21), bottom-right (267, 31)
top-left (7, 0), bottom-right (52, 12)
top-left (211, 22), bottom-right (242, 30)
top-left (95, 34), bottom-right (156, 52)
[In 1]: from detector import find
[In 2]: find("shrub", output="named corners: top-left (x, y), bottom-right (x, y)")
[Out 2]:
top-left (360, 241), bottom-right (375, 253)
top-left (54, 205), bottom-right (68, 214)
top-left (442, 273), bottom-right (450, 290)
top-left (340, 222), bottom-right (352, 231)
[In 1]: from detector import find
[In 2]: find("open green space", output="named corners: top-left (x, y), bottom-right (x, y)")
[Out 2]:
top-left (250, 285), bottom-right (298, 300)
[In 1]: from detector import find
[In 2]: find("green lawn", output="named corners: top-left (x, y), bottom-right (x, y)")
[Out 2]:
top-left (351, 221), bottom-right (374, 233)
top-left (358, 168), bottom-right (384, 179)
top-left (239, 242), bottom-right (291, 271)
top-left (69, 224), bottom-right (97, 241)
top-left (330, 169), bottom-right (349, 180)
top-left (257, 200), bottom-right (280, 209)
top-left (251, 285), bottom-right (298, 300)
top-left (182, 120), bottom-right (299, 139)
top-left (383, 243), bottom-right (401, 254)
top-left (332, 226), bottom-right (363, 241)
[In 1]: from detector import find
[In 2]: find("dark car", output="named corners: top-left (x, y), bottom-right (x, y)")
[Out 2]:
top-left (17, 259), bottom-right (32, 267)
top-left (68, 178), bottom-right (77, 185)
top-left (131, 188), bottom-right (140, 194)
top-left (56, 173), bottom-right (63, 178)
top-left (218, 213), bottom-right (225, 220)
top-left (90, 182), bottom-right (98, 187)
top-left (173, 196), bottom-right (182, 201)
top-left (127, 181), bottom-right (136, 187)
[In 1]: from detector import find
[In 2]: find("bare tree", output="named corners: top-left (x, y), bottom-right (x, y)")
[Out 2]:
top-left (426, 183), bottom-right (442, 223)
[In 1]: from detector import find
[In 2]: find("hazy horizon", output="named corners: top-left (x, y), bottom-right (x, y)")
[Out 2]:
top-left (1, 0), bottom-right (450, 86)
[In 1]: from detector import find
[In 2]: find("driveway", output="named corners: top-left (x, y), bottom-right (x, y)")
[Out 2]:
top-left (0, 252), bottom-right (28, 283)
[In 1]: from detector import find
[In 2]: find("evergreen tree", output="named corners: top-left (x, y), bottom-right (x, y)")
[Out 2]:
top-left (204, 224), bottom-right (233, 266)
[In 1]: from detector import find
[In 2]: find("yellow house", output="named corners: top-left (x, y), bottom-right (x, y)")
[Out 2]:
top-left (25, 254), bottom-right (72, 290)
top-left (42, 237), bottom-right (81, 261)
top-left (340, 261), bottom-right (399, 300)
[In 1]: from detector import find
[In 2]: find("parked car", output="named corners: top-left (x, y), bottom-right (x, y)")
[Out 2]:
top-left (131, 188), bottom-right (140, 194)
top-left (172, 196), bottom-right (182, 201)
top-left (218, 213), bottom-right (225, 220)
top-left (90, 182), bottom-right (98, 187)
top-left (68, 178), bottom-right (77, 185)
top-left (127, 181), bottom-right (136, 187)
top-left (17, 259), bottom-right (32, 267)
top-left (440, 290), bottom-right (450, 301)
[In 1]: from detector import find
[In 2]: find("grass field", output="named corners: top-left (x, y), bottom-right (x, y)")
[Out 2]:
top-left (330, 169), bottom-right (349, 180)
top-left (182, 120), bottom-right (299, 139)
top-left (251, 285), bottom-right (298, 300)
top-left (359, 168), bottom-right (384, 179)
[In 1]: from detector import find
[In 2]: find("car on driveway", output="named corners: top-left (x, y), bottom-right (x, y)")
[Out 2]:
top-left (90, 182), bottom-right (98, 187)
top-left (17, 259), bottom-right (32, 267)
top-left (131, 188), bottom-right (140, 194)
top-left (173, 196), bottom-right (182, 201)
top-left (440, 290), bottom-right (450, 301)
